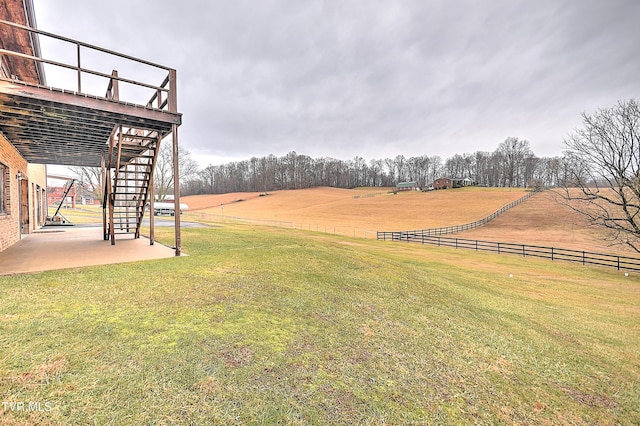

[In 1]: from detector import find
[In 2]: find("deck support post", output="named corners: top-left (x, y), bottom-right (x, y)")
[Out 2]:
top-left (149, 162), bottom-right (155, 246)
top-left (167, 69), bottom-right (181, 256)
top-left (101, 154), bottom-right (107, 240)
top-left (171, 124), bottom-right (181, 256)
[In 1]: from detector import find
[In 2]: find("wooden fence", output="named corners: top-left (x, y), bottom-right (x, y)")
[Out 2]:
top-left (376, 233), bottom-right (640, 271)
top-left (376, 190), bottom-right (640, 271)
top-left (394, 190), bottom-right (539, 237)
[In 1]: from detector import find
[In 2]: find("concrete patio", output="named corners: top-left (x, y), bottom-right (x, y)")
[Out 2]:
top-left (0, 226), bottom-right (178, 275)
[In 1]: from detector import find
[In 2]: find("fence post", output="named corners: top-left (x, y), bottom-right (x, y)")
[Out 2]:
top-left (522, 245), bottom-right (525, 257)
top-left (551, 247), bottom-right (554, 260)
top-left (583, 251), bottom-right (586, 265)
top-left (498, 242), bottom-right (501, 254)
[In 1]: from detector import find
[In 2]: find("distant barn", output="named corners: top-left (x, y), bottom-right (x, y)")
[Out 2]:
top-left (396, 181), bottom-right (420, 191)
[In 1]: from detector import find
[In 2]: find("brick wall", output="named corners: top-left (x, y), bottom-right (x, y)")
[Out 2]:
top-left (0, 131), bottom-right (27, 251)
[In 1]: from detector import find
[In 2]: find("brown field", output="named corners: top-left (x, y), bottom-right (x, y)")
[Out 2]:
top-left (182, 187), bottom-right (634, 255)
top-left (460, 190), bottom-right (621, 253)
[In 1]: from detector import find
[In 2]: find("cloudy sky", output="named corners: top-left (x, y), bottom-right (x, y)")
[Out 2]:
top-left (32, 0), bottom-right (639, 167)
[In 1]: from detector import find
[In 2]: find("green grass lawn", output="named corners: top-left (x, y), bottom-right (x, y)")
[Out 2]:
top-left (1, 223), bottom-right (639, 424)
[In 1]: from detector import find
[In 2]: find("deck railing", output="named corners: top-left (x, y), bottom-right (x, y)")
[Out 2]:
top-left (0, 18), bottom-right (177, 113)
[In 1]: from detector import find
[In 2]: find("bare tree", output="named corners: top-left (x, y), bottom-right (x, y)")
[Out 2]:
top-left (494, 137), bottom-right (533, 187)
top-left (200, 164), bottom-right (216, 193)
top-left (561, 99), bottom-right (640, 251)
top-left (154, 143), bottom-right (199, 201)
top-left (69, 166), bottom-right (103, 203)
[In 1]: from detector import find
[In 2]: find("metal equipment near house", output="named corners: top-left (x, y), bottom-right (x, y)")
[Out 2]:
top-left (45, 179), bottom-right (75, 226)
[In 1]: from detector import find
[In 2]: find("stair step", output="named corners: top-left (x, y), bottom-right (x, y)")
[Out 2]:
top-left (119, 141), bottom-right (156, 147)
top-left (122, 155), bottom-right (154, 159)
top-left (115, 178), bottom-right (150, 182)
top-left (120, 141), bottom-right (153, 147)
top-left (119, 168), bottom-right (152, 172)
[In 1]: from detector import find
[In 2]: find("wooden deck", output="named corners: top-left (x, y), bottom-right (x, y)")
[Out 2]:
top-left (1, 16), bottom-right (184, 254)
top-left (0, 79), bottom-right (180, 167)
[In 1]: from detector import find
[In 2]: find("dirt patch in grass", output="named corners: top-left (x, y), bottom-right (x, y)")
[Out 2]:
top-left (220, 344), bottom-right (254, 368)
top-left (560, 385), bottom-right (618, 409)
top-left (10, 355), bottom-right (66, 386)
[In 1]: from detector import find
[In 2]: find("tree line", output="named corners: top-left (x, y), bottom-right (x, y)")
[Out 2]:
top-left (180, 137), bottom-right (568, 196)
top-left (71, 99), bottom-right (640, 251)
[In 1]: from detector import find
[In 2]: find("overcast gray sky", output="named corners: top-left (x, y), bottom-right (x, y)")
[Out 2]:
top-left (32, 0), bottom-right (639, 167)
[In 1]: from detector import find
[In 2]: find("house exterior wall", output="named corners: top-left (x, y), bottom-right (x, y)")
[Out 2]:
top-left (0, 131), bottom-right (27, 251)
top-left (0, 132), bottom-right (46, 252)
top-left (433, 178), bottom-right (453, 190)
top-left (0, 0), bottom-right (48, 253)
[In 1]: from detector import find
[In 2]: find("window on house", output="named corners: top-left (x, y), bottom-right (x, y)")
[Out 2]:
top-left (0, 163), bottom-right (7, 214)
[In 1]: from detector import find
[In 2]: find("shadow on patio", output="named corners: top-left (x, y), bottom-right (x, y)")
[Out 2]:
top-left (0, 226), bottom-right (179, 275)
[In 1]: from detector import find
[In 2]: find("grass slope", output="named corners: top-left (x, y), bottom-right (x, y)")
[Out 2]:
top-left (185, 187), bottom-right (530, 237)
top-left (1, 224), bottom-right (638, 424)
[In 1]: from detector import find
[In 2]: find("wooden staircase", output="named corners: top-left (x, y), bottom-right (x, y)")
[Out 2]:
top-left (104, 125), bottom-right (161, 244)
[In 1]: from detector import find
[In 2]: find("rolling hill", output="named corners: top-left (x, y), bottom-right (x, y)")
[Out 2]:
top-left (183, 187), bottom-right (630, 255)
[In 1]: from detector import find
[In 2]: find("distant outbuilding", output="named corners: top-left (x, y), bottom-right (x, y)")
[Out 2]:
top-left (396, 181), bottom-right (420, 191)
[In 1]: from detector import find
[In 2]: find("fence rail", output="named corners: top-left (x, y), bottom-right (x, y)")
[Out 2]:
top-left (376, 190), bottom-right (640, 271)
top-left (386, 190), bottom-right (539, 237)
top-left (376, 233), bottom-right (640, 271)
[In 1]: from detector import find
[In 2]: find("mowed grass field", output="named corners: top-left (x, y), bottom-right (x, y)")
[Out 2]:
top-left (184, 187), bottom-right (530, 232)
top-left (1, 187), bottom-right (638, 424)
top-left (184, 187), bottom-right (623, 254)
